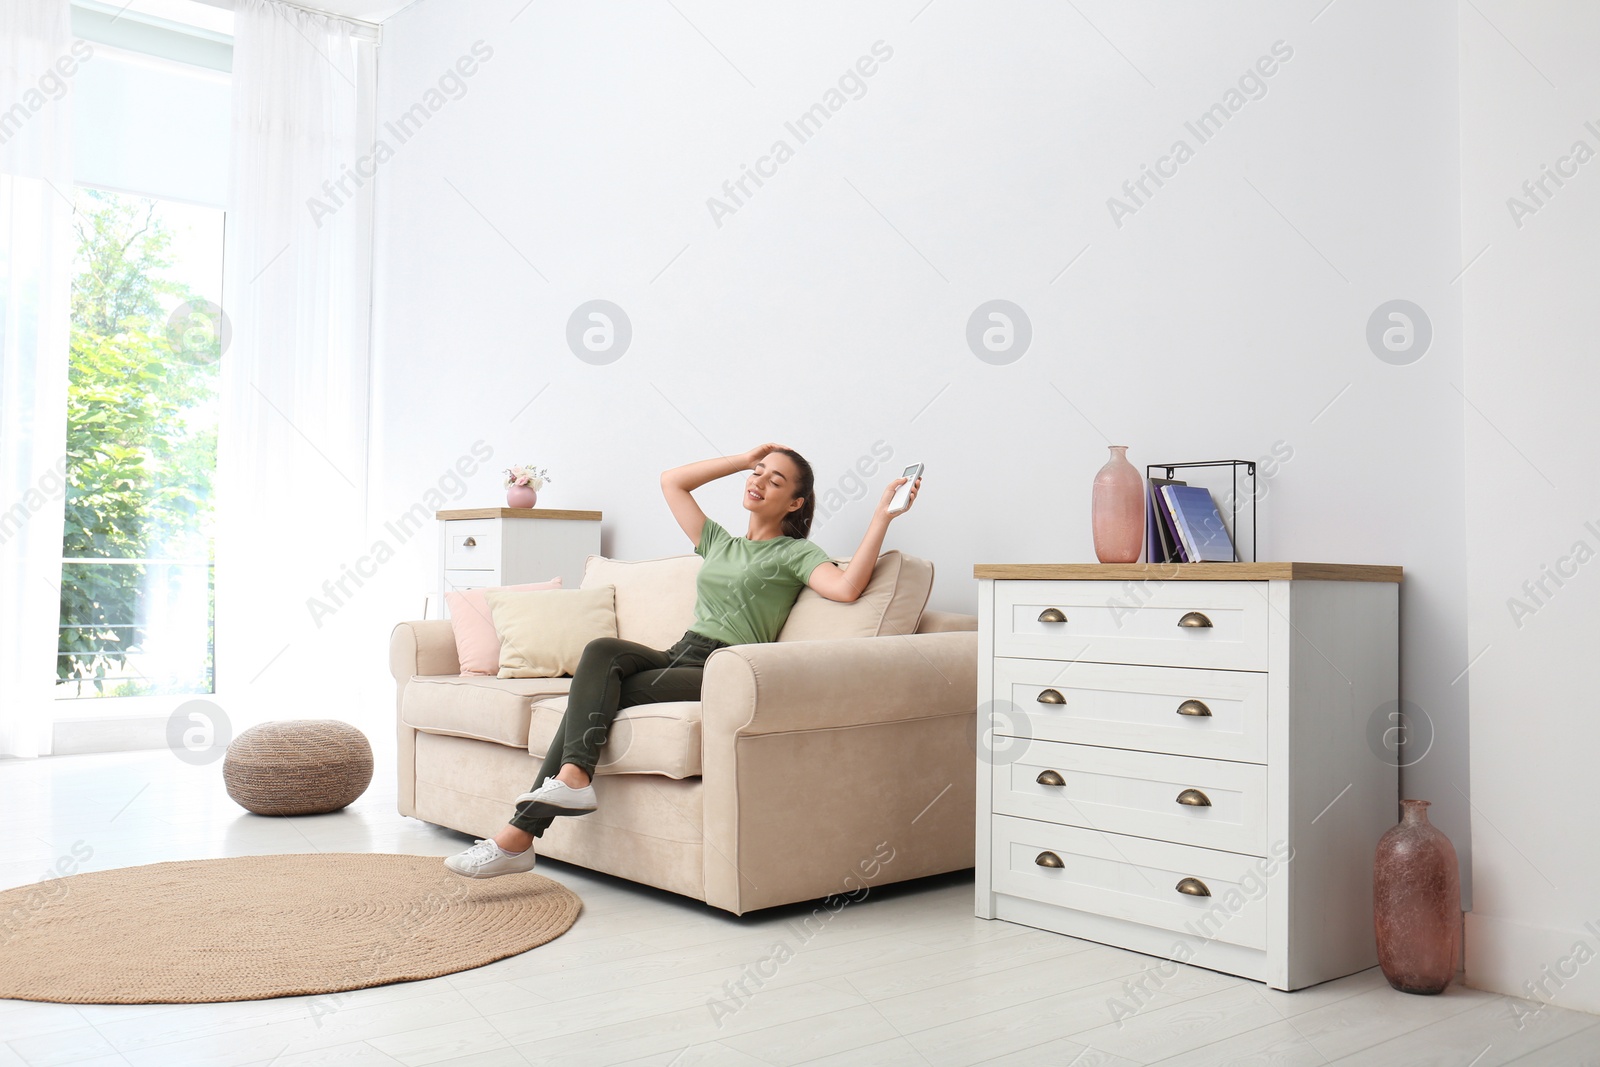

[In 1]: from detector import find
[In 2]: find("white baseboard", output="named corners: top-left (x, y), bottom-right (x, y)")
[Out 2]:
top-left (52, 716), bottom-right (170, 754)
top-left (1466, 910), bottom-right (1600, 1018)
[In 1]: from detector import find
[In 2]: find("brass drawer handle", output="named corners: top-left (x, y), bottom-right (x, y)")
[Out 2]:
top-left (462, 536), bottom-right (477, 547)
top-left (1176, 788), bottom-right (1212, 807)
top-left (1038, 608), bottom-right (1067, 623)
top-left (1036, 689), bottom-right (1066, 705)
top-left (1176, 699), bottom-right (1212, 717)
top-left (1036, 769), bottom-right (1065, 787)
top-left (1176, 877), bottom-right (1211, 897)
top-left (1035, 851), bottom-right (1064, 868)
top-left (1178, 611), bottom-right (1213, 628)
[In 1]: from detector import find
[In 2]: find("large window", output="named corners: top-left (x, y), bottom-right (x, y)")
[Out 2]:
top-left (56, 188), bottom-right (224, 698)
top-left (55, 12), bottom-right (231, 702)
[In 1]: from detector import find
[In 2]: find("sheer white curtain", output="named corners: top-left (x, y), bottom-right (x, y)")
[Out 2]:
top-left (217, 0), bottom-right (376, 722)
top-left (0, 0), bottom-right (74, 758)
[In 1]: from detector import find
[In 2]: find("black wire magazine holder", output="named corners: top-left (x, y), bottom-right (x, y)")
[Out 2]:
top-left (1146, 459), bottom-right (1257, 563)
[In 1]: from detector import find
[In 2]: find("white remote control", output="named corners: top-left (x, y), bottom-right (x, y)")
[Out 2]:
top-left (887, 463), bottom-right (923, 515)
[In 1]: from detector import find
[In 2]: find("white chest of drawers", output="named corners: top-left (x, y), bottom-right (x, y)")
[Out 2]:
top-left (436, 508), bottom-right (602, 611)
top-left (974, 562), bottom-right (1401, 992)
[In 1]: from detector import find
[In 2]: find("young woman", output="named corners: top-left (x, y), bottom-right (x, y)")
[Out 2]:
top-left (445, 443), bottom-right (921, 878)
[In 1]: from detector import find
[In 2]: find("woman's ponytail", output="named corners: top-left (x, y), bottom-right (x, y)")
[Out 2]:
top-left (772, 447), bottom-right (817, 540)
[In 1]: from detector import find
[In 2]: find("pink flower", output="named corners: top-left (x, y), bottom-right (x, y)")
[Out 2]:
top-left (503, 464), bottom-right (552, 490)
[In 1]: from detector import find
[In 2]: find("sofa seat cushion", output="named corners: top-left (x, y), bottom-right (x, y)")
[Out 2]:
top-left (528, 695), bottom-right (702, 779)
top-left (402, 675), bottom-right (572, 748)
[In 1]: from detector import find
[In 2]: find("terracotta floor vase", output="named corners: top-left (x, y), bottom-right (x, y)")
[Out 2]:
top-left (1374, 798), bottom-right (1461, 994)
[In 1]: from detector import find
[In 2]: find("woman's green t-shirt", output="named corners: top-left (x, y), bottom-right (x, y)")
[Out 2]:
top-left (689, 519), bottom-right (834, 646)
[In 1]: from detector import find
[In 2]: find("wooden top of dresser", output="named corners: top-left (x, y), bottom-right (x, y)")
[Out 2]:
top-left (436, 508), bottom-right (603, 521)
top-left (973, 562), bottom-right (1402, 582)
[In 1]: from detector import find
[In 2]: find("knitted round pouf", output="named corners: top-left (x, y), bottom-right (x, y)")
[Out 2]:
top-left (224, 720), bottom-right (373, 816)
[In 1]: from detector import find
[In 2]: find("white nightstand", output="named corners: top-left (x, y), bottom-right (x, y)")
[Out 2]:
top-left (434, 508), bottom-right (602, 615)
top-left (974, 562), bottom-right (1401, 992)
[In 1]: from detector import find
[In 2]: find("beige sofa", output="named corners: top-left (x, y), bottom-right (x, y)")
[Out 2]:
top-left (391, 549), bottom-right (978, 914)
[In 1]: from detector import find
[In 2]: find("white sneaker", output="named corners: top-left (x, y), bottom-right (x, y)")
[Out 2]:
top-left (444, 838), bottom-right (537, 879)
top-left (514, 778), bottom-right (599, 820)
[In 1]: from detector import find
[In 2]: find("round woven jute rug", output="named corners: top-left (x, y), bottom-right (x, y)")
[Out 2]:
top-left (0, 852), bottom-right (581, 1004)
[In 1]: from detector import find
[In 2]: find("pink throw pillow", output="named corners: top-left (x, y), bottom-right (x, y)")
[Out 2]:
top-left (447, 578), bottom-right (563, 675)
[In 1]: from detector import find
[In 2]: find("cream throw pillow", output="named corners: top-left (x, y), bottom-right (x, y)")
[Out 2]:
top-left (486, 585), bottom-right (618, 678)
top-left (446, 578), bottom-right (563, 676)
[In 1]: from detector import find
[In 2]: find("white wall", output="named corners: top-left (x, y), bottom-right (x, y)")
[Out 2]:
top-left (362, 2), bottom-right (1473, 894)
top-left (1459, 1), bottom-right (1600, 1013)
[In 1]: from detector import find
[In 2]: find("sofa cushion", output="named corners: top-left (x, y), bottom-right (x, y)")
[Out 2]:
top-left (580, 553), bottom-right (702, 649)
top-left (915, 608), bottom-right (979, 633)
top-left (402, 675), bottom-right (572, 748)
top-left (446, 577), bottom-right (563, 676)
top-left (488, 585), bottom-right (619, 678)
top-left (579, 549), bottom-right (934, 647)
top-left (528, 695), bottom-right (702, 779)
top-left (777, 550), bottom-right (934, 641)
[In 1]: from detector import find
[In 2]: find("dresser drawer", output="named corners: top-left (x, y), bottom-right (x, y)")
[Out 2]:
top-left (993, 580), bottom-right (1269, 671)
top-left (993, 659), bottom-right (1267, 763)
top-left (444, 520), bottom-right (498, 570)
top-left (995, 739), bottom-right (1267, 856)
top-left (991, 814), bottom-right (1268, 951)
top-left (442, 568), bottom-right (501, 595)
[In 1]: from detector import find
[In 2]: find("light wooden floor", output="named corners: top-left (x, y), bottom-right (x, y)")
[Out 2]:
top-left (3, 748), bottom-right (1597, 1067)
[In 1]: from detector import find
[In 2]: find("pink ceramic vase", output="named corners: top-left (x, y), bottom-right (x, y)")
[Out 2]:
top-left (506, 486), bottom-right (538, 509)
top-left (1092, 445), bottom-right (1144, 563)
top-left (1374, 799), bottom-right (1460, 995)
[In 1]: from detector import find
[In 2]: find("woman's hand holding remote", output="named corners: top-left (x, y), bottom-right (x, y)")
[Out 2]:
top-left (875, 474), bottom-right (921, 523)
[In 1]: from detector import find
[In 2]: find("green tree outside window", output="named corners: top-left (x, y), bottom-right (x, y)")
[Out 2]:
top-left (59, 188), bottom-right (220, 697)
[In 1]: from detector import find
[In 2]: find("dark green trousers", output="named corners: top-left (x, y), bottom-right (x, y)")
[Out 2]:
top-left (509, 629), bottom-right (728, 838)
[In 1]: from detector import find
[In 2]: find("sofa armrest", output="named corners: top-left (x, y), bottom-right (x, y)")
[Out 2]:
top-left (392, 620), bottom-right (460, 818)
top-left (915, 609), bottom-right (978, 633)
top-left (698, 631), bottom-right (978, 913)
top-left (390, 620), bottom-right (460, 682)
top-left (700, 631), bottom-right (977, 737)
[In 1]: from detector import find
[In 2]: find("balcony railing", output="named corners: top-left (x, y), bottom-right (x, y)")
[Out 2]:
top-left (55, 556), bottom-right (214, 700)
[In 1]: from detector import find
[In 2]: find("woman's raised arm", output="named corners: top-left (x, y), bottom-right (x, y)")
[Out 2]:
top-left (807, 473), bottom-right (921, 603)
top-left (660, 443), bottom-right (787, 547)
